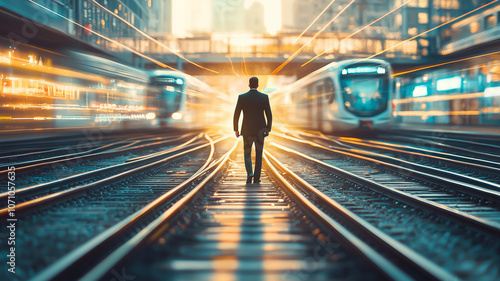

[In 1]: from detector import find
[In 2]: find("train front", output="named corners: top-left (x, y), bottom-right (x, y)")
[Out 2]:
top-left (148, 72), bottom-right (185, 128)
top-left (337, 62), bottom-right (393, 131)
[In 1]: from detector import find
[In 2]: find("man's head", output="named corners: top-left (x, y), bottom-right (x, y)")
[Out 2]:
top-left (249, 77), bottom-right (259, 89)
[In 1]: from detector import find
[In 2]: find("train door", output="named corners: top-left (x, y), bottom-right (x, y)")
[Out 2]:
top-left (316, 84), bottom-right (323, 131)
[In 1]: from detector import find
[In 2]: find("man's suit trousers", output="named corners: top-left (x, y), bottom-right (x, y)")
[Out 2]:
top-left (243, 135), bottom-right (265, 180)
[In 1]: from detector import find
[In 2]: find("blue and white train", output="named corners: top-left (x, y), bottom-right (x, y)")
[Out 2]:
top-left (271, 59), bottom-right (394, 133)
top-left (148, 70), bottom-right (231, 129)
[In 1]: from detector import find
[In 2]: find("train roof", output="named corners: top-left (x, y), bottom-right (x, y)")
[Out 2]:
top-left (68, 51), bottom-right (149, 84)
top-left (272, 58), bottom-right (391, 95)
top-left (149, 69), bottom-right (227, 98)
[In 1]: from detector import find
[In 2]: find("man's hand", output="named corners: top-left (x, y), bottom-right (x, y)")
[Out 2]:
top-left (262, 129), bottom-right (269, 137)
top-left (235, 131), bottom-right (240, 138)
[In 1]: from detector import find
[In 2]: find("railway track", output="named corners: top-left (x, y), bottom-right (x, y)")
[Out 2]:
top-left (28, 141), bottom-right (476, 281)
top-left (1, 133), bottom-right (231, 280)
top-left (291, 131), bottom-right (500, 189)
top-left (0, 134), bottom-right (178, 164)
top-left (3, 130), bottom-right (498, 280)
top-left (378, 131), bottom-right (500, 158)
top-left (263, 133), bottom-right (500, 280)
top-left (0, 133), bottom-right (203, 207)
top-left (0, 130), bottom-right (184, 160)
top-left (270, 133), bottom-right (500, 227)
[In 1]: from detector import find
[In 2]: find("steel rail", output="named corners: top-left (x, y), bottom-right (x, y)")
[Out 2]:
top-left (0, 134), bottom-right (164, 162)
top-left (0, 133), bottom-right (197, 176)
top-left (269, 142), bottom-right (500, 235)
top-left (297, 130), bottom-right (500, 167)
top-left (32, 139), bottom-right (238, 281)
top-left (0, 134), bottom-right (171, 160)
top-left (0, 134), bottom-right (204, 203)
top-left (264, 151), bottom-right (459, 281)
top-left (395, 131), bottom-right (500, 151)
top-left (385, 135), bottom-right (500, 160)
top-left (327, 136), bottom-right (500, 171)
top-left (0, 135), bottom-right (229, 218)
top-left (272, 132), bottom-right (500, 202)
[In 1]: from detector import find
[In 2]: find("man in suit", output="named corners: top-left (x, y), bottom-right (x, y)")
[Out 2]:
top-left (233, 77), bottom-right (272, 184)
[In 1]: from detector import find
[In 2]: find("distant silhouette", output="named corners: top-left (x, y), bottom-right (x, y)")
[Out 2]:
top-left (233, 77), bottom-right (272, 184)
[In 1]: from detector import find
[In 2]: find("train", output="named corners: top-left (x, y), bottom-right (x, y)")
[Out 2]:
top-left (148, 70), bottom-right (230, 129)
top-left (270, 59), bottom-right (393, 133)
top-left (0, 46), bottom-right (230, 131)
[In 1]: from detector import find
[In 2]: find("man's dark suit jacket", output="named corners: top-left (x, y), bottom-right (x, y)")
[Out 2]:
top-left (233, 89), bottom-right (272, 136)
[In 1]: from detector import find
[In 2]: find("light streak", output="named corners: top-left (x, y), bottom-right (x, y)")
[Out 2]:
top-left (271, 0), bottom-right (355, 75)
top-left (396, 92), bottom-right (484, 104)
top-left (90, 0), bottom-right (218, 74)
top-left (14, 41), bottom-right (65, 57)
top-left (0, 56), bottom-right (107, 83)
top-left (28, 0), bottom-right (178, 71)
top-left (302, 0), bottom-right (412, 67)
top-left (393, 49), bottom-right (500, 77)
top-left (292, 0), bottom-right (337, 44)
top-left (226, 55), bottom-right (240, 77)
top-left (450, 62), bottom-right (500, 74)
top-left (395, 110), bottom-right (480, 116)
top-left (1, 75), bottom-right (145, 100)
top-left (242, 56), bottom-right (249, 76)
top-left (365, 0), bottom-right (500, 60)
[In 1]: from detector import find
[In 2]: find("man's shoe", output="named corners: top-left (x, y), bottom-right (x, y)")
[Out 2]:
top-left (254, 178), bottom-right (261, 184)
top-left (246, 175), bottom-right (253, 184)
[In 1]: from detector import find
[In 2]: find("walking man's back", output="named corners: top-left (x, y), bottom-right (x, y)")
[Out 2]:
top-left (233, 77), bottom-right (272, 184)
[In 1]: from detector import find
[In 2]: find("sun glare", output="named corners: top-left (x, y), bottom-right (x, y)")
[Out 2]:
top-left (246, 0), bottom-right (281, 35)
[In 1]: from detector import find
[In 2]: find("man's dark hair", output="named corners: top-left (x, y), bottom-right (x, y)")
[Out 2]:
top-left (249, 77), bottom-right (259, 88)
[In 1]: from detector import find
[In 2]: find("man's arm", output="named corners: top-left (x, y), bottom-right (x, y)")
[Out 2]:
top-left (264, 95), bottom-right (272, 132)
top-left (233, 96), bottom-right (242, 137)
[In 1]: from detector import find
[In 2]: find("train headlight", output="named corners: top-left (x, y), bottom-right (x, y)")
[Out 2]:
top-left (176, 79), bottom-right (184, 85)
top-left (145, 112), bottom-right (156, 120)
top-left (172, 112), bottom-right (182, 120)
top-left (377, 67), bottom-right (386, 74)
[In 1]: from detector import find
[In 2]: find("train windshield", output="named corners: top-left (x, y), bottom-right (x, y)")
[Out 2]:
top-left (150, 76), bottom-right (184, 114)
top-left (340, 75), bottom-right (389, 117)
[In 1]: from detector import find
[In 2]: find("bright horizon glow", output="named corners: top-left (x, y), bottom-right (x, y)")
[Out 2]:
top-left (265, 0), bottom-right (281, 35)
top-left (174, 0), bottom-right (281, 36)
top-left (246, 0), bottom-right (282, 35)
top-left (172, 0), bottom-right (187, 37)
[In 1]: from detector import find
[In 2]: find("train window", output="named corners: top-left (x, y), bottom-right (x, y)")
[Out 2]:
top-left (339, 73), bottom-right (389, 117)
top-left (470, 21), bottom-right (481, 34)
top-left (418, 13), bottom-right (428, 24)
top-left (485, 15), bottom-right (496, 29)
top-left (324, 78), bottom-right (335, 104)
top-left (418, 0), bottom-right (428, 7)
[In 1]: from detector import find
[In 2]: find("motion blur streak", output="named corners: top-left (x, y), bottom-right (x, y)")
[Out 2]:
top-left (396, 92), bottom-right (484, 104)
top-left (226, 55), bottom-right (240, 77)
top-left (453, 62), bottom-right (500, 74)
top-left (0, 58), bottom-right (107, 83)
top-left (365, 0), bottom-right (500, 60)
top-left (395, 111), bottom-right (481, 116)
top-left (28, 0), bottom-right (179, 71)
top-left (301, 0), bottom-right (412, 67)
top-left (242, 56), bottom-right (249, 76)
top-left (393, 49), bottom-right (500, 77)
top-left (14, 42), bottom-right (65, 57)
top-left (90, 0), bottom-right (219, 74)
top-left (271, 0), bottom-right (355, 75)
top-left (292, 0), bottom-right (337, 44)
